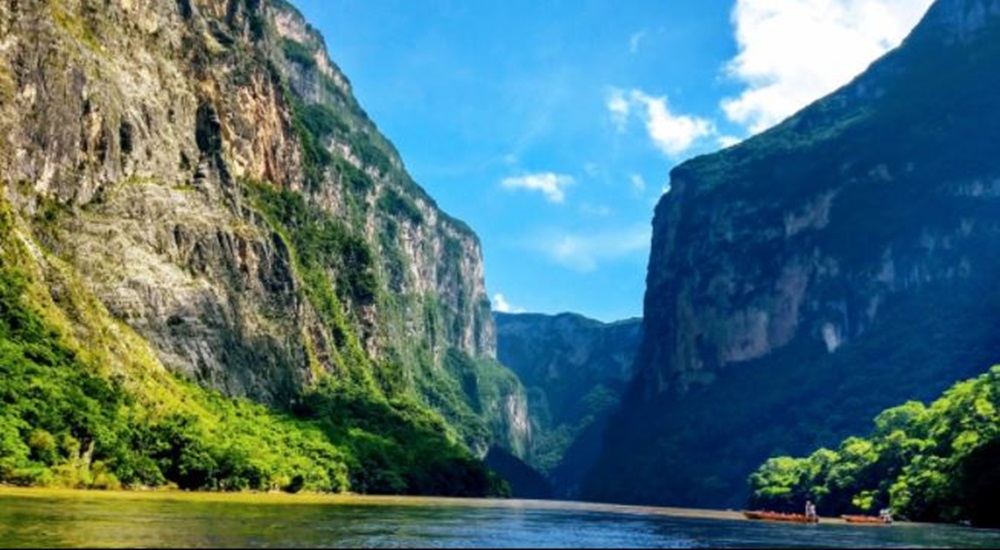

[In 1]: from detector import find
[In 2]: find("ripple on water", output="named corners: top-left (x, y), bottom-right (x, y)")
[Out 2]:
top-left (2, 490), bottom-right (1000, 548)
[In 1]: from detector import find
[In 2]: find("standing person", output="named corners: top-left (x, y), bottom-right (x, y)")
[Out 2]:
top-left (879, 507), bottom-right (893, 523)
top-left (805, 500), bottom-right (818, 522)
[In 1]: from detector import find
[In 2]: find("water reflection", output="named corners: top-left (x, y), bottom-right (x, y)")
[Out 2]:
top-left (2, 491), bottom-right (1000, 548)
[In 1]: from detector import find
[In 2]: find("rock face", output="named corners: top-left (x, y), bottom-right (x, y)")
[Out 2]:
top-left (585, 0), bottom-right (1000, 509)
top-left (495, 312), bottom-right (641, 496)
top-left (0, 0), bottom-right (525, 456)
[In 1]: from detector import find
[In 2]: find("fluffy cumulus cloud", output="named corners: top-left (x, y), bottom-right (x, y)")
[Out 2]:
top-left (491, 293), bottom-right (525, 313)
top-left (501, 172), bottom-right (575, 203)
top-left (722, 0), bottom-right (934, 133)
top-left (633, 90), bottom-right (715, 158)
top-left (606, 88), bottom-right (715, 158)
top-left (533, 225), bottom-right (651, 272)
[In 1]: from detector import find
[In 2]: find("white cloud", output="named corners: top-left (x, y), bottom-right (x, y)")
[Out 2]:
top-left (721, 0), bottom-right (934, 133)
top-left (532, 225), bottom-right (651, 272)
top-left (492, 293), bottom-right (525, 313)
top-left (584, 162), bottom-right (600, 177)
top-left (630, 90), bottom-right (715, 158)
top-left (606, 88), bottom-right (631, 132)
top-left (629, 30), bottom-right (648, 53)
top-left (605, 88), bottom-right (715, 158)
top-left (501, 172), bottom-right (575, 203)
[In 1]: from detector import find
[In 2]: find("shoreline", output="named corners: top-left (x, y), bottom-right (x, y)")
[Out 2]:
top-left (0, 485), bottom-right (812, 523)
top-left (0, 485), bottom-right (885, 526)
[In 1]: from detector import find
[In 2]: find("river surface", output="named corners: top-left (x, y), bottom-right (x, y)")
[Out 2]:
top-left (2, 488), bottom-right (1000, 548)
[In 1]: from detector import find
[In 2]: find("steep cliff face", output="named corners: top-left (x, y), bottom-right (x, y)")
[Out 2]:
top-left (495, 312), bottom-right (641, 496)
top-left (0, 0), bottom-right (525, 463)
top-left (270, 2), bottom-right (496, 363)
top-left (586, 0), bottom-right (1000, 508)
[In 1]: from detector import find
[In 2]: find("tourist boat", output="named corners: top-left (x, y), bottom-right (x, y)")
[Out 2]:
top-left (743, 510), bottom-right (819, 524)
top-left (841, 514), bottom-right (891, 525)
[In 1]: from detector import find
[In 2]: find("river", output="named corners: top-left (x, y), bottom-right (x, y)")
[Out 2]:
top-left (1, 488), bottom-right (999, 548)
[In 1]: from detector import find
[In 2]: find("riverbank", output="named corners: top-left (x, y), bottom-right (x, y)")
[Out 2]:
top-left (0, 485), bottom-right (872, 526)
top-left (0, 485), bottom-right (692, 512)
top-left (0, 486), bottom-right (720, 515)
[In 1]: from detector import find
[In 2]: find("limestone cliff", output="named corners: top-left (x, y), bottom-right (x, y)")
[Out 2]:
top-left (0, 0), bottom-right (526, 460)
top-left (495, 312), bottom-right (640, 496)
top-left (585, 0), bottom-right (1000, 508)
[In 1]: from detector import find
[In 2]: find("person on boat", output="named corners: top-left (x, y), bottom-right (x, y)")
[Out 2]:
top-left (879, 508), bottom-right (893, 524)
top-left (805, 500), bottom-right (818, 521)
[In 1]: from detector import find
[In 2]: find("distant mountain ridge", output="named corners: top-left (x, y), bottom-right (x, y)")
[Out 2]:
top-left (495, 312), bottom-right (641, 497)
top-left (585, 0), bottom-right (1000, 509)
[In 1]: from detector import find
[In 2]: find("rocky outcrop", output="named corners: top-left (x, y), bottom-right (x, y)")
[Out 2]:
top-left (269, 2), bottom-right (495, 362)
top-left (495, 312), bottom-right (641, 495)
top-left (585, 0), bottom-right (1000, 508)
top-left (0, 0), bottom-right (521, 456)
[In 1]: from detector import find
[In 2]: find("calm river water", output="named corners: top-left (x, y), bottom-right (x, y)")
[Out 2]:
top-left (2, 488), bottom-right (999, 548)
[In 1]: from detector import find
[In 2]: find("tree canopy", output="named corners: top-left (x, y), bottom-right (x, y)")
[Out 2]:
top-left (747, 366), bottom-right (1000, 527)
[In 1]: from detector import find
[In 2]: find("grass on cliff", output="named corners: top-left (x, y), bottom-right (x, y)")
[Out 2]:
top-left (0, 231), bottom-right (346, 492)
top-left (248, 180), bottom-right (515, 493)
top-left (247, 178), bottom-right (526, 460)
top-left (0, 194), bottom-right (508, 498)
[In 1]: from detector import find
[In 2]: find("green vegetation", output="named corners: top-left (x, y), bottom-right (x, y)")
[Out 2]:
top-left (372, 292), bottom-right (528, 459)
top-left (244, 180), bottom-right (516, 495)
top-left (0, 249), bottom-right (347, 492)
top-left (443, 349), bottom-right (526, 452)
top-left (296, 380), bottom-right (509, 496)
top-left (346, 131), bottom-right (393, 177)
top-left (492, 313), bottom-right (640, 484)
top-left (298, 103), bottom-right (350, 138)
top-left (49, 1), bottom-right (101, 52)
top-left (289, 98), bottom-right (334, 191)
top-left (0, 0), bottom-right (522, 501)
top-left (748, 366), bottom-right (1000, 527)
top-left (281, 48), bottom-right (393, 192)
top-left (281, 38), bottom-right (316, 70)
top-left (0, 190), bottom-right (509, 497)
top-left (532, 382), bottom-right (621, 474)
top-left (334, 158), bottom-right (375, 205)
top-left (243, 0), bottom-right (266, 40)
top-left (250, 181), bottom-right (377, 312)
top-left (377, 187), bottom-right (424, 225)
top-left (285, 90), bottom-right (391, 205)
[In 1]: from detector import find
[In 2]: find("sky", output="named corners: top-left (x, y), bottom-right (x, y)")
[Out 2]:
top-left (290, 0), bottom-right (934, 322)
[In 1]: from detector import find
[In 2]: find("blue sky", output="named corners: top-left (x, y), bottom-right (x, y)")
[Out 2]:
top-left (290, 0), bottom-right (933, 322)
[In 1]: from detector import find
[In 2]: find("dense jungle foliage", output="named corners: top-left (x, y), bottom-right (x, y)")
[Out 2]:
top-left (748, 366), bottom-right (1000, 527)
